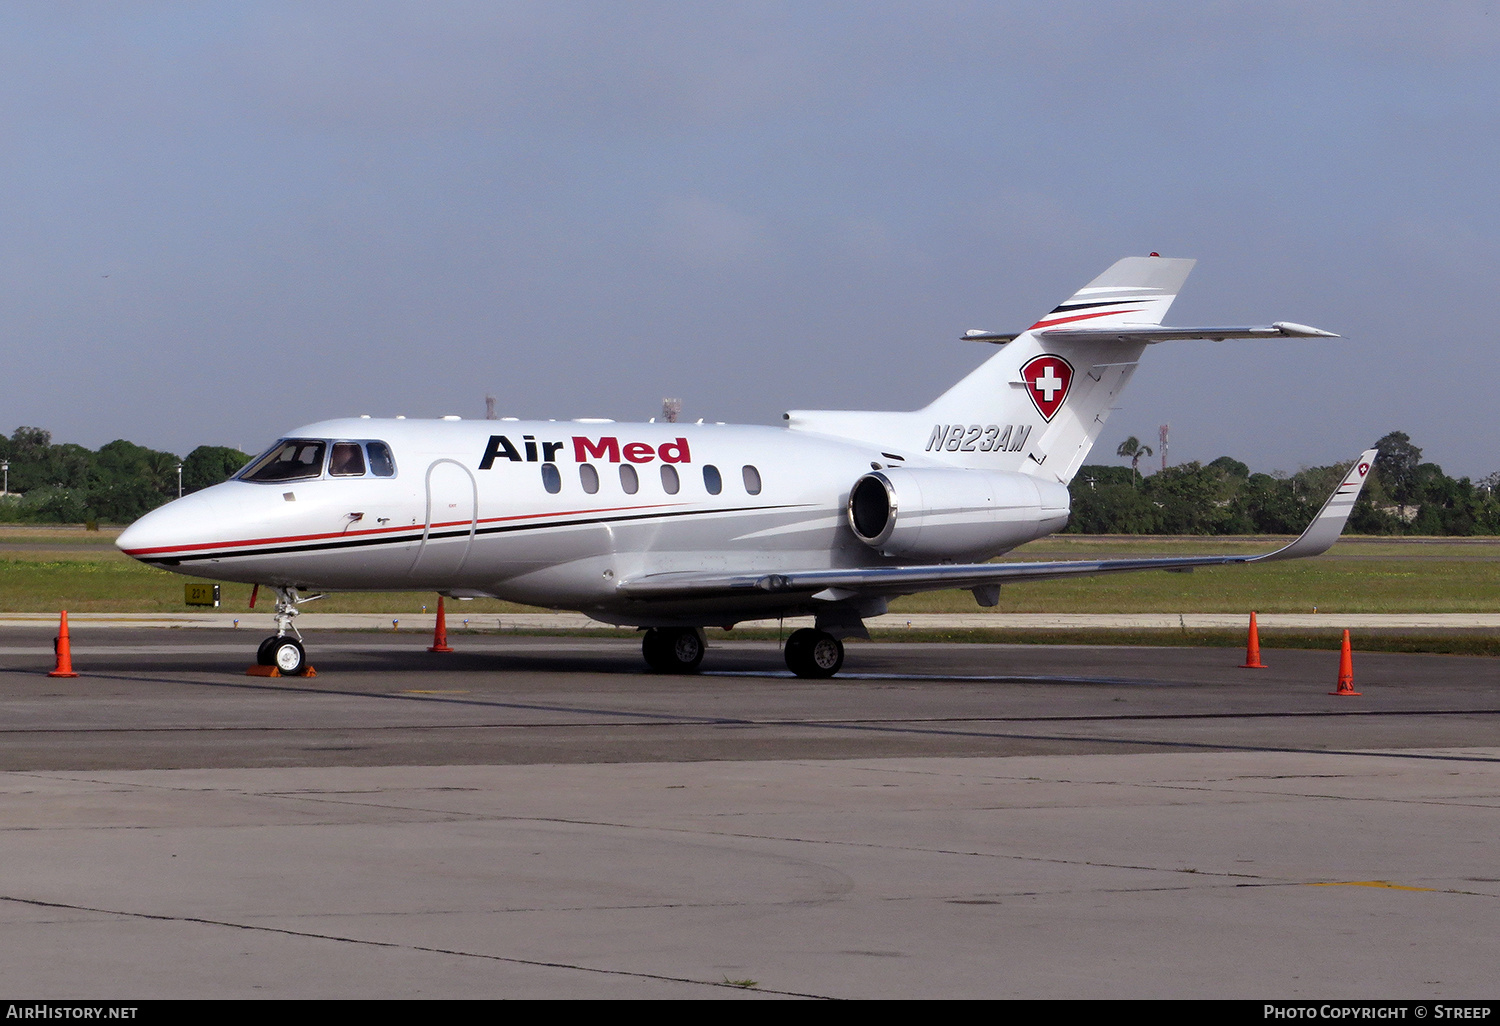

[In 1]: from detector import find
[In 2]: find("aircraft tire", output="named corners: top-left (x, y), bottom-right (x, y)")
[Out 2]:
top-left (642, 627), bottom-right (704, 674)
top-left (256, 637), bottom-right (279, 666)
top-left (271, 637), bottom-right (307, 676)
top-left (785, 628), bottom-right (843, 679)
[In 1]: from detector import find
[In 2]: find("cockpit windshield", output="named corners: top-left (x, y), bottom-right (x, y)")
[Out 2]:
top-left (238, 438), bottom-right (397, 482)
top-left (239, 439), bottom-right (327, 482)
top-left (366, 441), bottom-right (396, 477)
top-left (328, 442), bottom-right (366, 477)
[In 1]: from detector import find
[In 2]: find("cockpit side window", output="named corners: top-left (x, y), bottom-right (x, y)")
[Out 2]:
top-left (329, 442), bottom-right (366, 477)
top-left (366, 441), bottom-right (396, 477)
top-left (239, 439), bottom-right (327, 483)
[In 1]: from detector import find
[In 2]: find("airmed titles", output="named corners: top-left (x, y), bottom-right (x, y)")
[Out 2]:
top-left (478, 434), bottom-right (692, 469)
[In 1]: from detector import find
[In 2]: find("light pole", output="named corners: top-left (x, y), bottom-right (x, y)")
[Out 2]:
top-left (1, 459), bottom-right (8, 496)
top-left (176, 462), bottom-right (183, 498)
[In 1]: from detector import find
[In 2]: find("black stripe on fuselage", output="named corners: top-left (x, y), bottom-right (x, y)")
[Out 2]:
top-left (142, 502), bottom-right (811, 566)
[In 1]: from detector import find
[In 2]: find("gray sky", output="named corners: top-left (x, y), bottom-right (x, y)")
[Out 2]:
top-left (3, 1), bottom-right (1496, 477)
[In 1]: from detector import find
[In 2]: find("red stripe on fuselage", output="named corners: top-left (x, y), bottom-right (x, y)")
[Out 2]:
top-left (121, 501), bottom-right (686, 557)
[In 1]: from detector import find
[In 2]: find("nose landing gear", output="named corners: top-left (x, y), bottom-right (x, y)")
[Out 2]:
top-left (251, 587), bottom-right (319, 677)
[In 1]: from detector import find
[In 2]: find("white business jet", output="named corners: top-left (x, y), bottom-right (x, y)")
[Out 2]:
top-left (117, 256), bottom-right (1373, 678)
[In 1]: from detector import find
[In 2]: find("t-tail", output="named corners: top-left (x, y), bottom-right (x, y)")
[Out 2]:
top-left (784, 255), bottom-right (1336, 485)
top-left (918, 255), bottom-right (1194, 482)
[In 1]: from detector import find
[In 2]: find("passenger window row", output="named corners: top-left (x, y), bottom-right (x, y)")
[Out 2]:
top-left (543, 463), bottom-right (762, 497)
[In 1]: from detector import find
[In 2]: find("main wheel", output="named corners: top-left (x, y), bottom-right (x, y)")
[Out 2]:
top-left (642, 627), bottom-right (705, 674)
top-left (271, 637), bottom-right (307, 676)
top-left (784, 628), bottom-right (844, 678)
top-left (256, 636), bottom-right (279, 666)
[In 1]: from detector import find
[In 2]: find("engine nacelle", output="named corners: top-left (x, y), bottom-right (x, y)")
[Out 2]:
top-left (847, 467), bottom-right (1070, 560)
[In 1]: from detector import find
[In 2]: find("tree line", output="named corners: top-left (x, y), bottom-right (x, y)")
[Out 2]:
top-left (0, 425), bottom-right (1492, 535)
top-left (0, 427), bottom-right (246, 524)
top-left (1068, 431), bottom-right (1500, 536)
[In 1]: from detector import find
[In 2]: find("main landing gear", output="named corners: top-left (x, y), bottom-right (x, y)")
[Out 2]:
top-left (640, 625), bottom-right (846, 679)
top-left (641, 627), bottom-right (705, 673)
top-left (783, 628), bottom-right (844, 678)
top-left (255, 586), bottom-right (318, 676)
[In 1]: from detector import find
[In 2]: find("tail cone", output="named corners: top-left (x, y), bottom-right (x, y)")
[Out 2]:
top-left (428, 595), bottom-right (454, 653)
top-left (48, 610), bottom-right (79, 678)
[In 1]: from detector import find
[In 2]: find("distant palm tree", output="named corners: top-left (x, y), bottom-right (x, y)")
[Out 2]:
top-left (1117, 436), bottom-right (1153, 487)
top-left (142, 451), bottom-right (180, 496)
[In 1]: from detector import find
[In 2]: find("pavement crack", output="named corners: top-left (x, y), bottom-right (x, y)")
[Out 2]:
top-left (0, 893), bottom-right (829, 998)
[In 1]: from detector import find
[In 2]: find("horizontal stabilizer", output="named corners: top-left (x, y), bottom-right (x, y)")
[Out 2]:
top-left (1040, 321), bottom-right (1340, 344)
top-left (965, 321), bottom-right (1340, 345)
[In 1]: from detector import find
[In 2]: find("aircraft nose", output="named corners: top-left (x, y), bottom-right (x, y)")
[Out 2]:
top-left (116, 492), bottom-right (222, 559)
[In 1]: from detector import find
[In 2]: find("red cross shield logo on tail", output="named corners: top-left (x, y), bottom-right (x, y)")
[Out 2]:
top-left (1020, 355), bottom-right (1073, 421)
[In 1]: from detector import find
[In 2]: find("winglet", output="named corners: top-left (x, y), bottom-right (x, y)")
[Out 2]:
top-left (1252, 449), bottom-right (1378, 562)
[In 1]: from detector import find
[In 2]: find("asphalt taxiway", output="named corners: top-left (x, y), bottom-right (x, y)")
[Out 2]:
top-left (1, 628), bottom-right (1497, 998)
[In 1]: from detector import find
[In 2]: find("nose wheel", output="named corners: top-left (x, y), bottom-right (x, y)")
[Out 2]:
top-left (784, 628), bottom-right (844, 678)
top-left (250, 586), bottom-right (319, 677)
top-left (256, 637), bottom-right (279, 665)
top-left (257, 636), bottom-right (306, 675)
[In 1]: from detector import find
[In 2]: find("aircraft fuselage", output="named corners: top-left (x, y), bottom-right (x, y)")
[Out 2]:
top-left (117, 417), bottom-right (1067, 626)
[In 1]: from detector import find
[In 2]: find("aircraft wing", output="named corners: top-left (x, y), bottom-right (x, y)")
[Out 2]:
top-left (618, 450), bottom-right (1377, 602)
top-left (964, 321), bottom-right (1339, 344)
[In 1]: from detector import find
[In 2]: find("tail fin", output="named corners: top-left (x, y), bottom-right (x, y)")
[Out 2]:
top-left (784, 256), bottom-right (1195, 482)
top-left (1031, 256), bottom-right (1196, 333)
top-left (917, 256), bottom-right (1195, 482)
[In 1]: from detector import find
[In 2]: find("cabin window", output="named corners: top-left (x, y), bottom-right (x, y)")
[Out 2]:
top-left (742, 465), bottom-right (762, 495)
top-left (541, 463), bottom-right (562, 494)
top-left (703, 465), bottom-right (722, 495)
top-left (240, 439), bottom-right (327, 483)
top-left (366, 441), bottom-right (396, 477)
top-left (329, 442), bottom-right (366, 477)
top-left (619, 464), bottom-right (639, 494)
top-left (579, 464), bottom-right (599, 494)
top-left (660, 464), bottom-right (680, 495)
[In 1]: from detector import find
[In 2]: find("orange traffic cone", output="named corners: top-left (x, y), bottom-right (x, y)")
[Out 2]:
top-left (1330, 630), bottom-right (1360, 696)
top-left (428, 595), bottom-right (454, 653)
top-left (48, 610), bottom-right (79, 678)
top-left (1241, 611), bottom-right (1267, 669)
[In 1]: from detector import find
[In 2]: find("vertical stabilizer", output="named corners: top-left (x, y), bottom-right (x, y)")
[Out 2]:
top-left (784, 256), bottom-right (1198, 484)
top-left (916, 256), bottom-right (1195, 482)
top-left (1033, 256), bottom-right (1196, 332)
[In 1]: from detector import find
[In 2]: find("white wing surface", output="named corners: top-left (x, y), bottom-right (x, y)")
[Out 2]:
top-left (618, 450), bottom-right (1377, 601)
